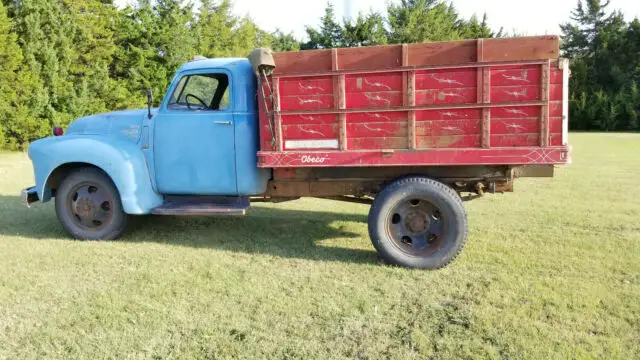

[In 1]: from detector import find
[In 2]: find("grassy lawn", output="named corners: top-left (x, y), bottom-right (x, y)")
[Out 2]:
top-left (0, 133), bottom-right (638, 359)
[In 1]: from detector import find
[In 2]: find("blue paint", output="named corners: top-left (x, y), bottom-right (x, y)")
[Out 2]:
top-left (28, 135), bottom-right (163, 214)
top-left (26, 57), bottom-right (271, 214)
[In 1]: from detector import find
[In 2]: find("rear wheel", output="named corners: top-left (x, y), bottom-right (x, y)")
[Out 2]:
top-left (55, 168), bottom-right (128, 240)
top-left (368, 176), bottom-right (468, 269)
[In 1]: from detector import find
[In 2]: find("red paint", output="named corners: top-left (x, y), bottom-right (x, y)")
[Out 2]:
top-left (258, 147), bottom-right (571, 167)
top-left (257, 46), bottom-right (569, 169)
top-left (491, 119), bottom-right (539, 134)
top-left (345, 73), bottom-right (403, 92)
top-left (415, 88), bottom-right (477, 105)
top-left (416, 109), bottom-right (481, 121)
top-left (346, 92), bottom-right (403, 108)
top-left (347, 122), bottom-right (407, 138)
top-left (283, 124), bottom-right (338, 139)
top-left (281, 114), bottom-right (337, 125)
top-left (491, 85), bottom-right (541, 102)
top-left (280, 94), bottom-right (335, 111)
top-left (347, 111), bottom-right (407, 123)
top-left (491, 66), bottom-right (541, 86)
top-left (416, 119), bottom-right (481, 136)
top-left (279, 77), bottom-right (334, 96)
top-left (415, 69), bottom-right (477, 89)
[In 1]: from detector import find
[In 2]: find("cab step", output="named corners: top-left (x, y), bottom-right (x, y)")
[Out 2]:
top-left (151, 196), bottom-right (250, 216)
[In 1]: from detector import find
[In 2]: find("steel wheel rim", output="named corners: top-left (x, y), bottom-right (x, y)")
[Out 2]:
top-left (385, 197), bottom-right (445, 256)
top-left (66, 182), bottom-right (114, 231)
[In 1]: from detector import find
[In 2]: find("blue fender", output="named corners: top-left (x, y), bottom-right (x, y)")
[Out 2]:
top-left (28, 135), bottom-right (163, 214)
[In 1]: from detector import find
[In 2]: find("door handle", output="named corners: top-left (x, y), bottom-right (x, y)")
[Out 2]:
top-left (213, 120), bottom-right (232, 126)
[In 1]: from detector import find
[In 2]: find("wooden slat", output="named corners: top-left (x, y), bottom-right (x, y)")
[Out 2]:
top-left (338, 45), bottom-right (403, 71)
top-left (272, 78), bottom-right (283, 151)
top-left (339, 77), bottom-right (347, 151)
top-left (332, 48), bottom-right (347, 150)
top-left (540, 60), bottom-right (550, 147)
top-left (481, 67), bottom-right (491, 149)
top-left (408, 70), bottom-right (416, 149)
top-left (273, 36), bottom-right (559, 75)
top-left (273, 59), bottom-right (552, 79)
top-left (481, 36), bottom-right (559, 62)
top-left (278, 100), bottom-right (547, 116)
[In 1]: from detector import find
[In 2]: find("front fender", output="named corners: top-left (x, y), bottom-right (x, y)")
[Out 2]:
top-left (28, 135), bottom-right (163, 214)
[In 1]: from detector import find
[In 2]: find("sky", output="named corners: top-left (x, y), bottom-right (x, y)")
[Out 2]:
top-left (115, 0), bottom-right (640, 39)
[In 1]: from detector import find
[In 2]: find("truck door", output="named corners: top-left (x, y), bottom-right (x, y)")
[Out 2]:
top-left (153, 70), bottom-right (237, 195)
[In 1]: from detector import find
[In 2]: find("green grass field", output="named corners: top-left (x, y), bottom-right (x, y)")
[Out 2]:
top-left (0, 133), bottom-right (638, 359)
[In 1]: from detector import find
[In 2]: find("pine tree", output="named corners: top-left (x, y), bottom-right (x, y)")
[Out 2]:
top-left (343, 12), bottom-right (388, 47)
top-left (459, 13), bottom-right (502, 39)
top-left (387, 0), bottom-right (461, 43)
top-left (561, 0), bottom-right (639, 130)
top-left (302, 2), bottom-right (344, 49)
top-left (268, 29), bottom-right (300, 52)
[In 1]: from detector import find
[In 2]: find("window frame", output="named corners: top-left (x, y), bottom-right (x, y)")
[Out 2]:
top-left (161, 68), bottom-right (233, 114)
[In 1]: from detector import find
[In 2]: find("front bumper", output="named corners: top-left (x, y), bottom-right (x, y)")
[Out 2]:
top-left (21, 186), bottom-right (39, 207)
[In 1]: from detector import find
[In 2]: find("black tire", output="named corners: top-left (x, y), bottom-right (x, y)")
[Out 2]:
top-left (368, 176), bottom-right (468, 269)
top-left (55, 167), bottom-right (129, 240)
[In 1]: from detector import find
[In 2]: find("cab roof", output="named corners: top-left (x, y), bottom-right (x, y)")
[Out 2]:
top-left (177, 57), bottom-right (252, 73)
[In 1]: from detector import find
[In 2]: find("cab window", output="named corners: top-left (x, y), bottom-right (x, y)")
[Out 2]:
top-left (167, 73), bottom-right (229, 111)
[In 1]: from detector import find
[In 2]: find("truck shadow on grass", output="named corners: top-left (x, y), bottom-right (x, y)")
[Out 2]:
top-left (0, 196), bottom-right (378, 265)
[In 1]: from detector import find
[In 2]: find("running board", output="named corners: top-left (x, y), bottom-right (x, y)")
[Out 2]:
top-left (151, 196), bottom-right (250, 216)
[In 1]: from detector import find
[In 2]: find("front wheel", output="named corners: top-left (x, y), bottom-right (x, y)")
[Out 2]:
top-left (368, 176), bottom-right (468, 269)
top-left (55, 168), bottom-right (129, 240)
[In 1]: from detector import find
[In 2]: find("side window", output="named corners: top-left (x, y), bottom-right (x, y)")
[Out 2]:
top-left (167, 73), bottom-right (230, 111)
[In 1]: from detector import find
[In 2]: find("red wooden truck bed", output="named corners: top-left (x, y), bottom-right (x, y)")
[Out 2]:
top-left (257, 36), bottom-right (571, 169)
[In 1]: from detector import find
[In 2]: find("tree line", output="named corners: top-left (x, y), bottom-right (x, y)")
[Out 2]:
top-left (0, 0), bottom-right (637, 149)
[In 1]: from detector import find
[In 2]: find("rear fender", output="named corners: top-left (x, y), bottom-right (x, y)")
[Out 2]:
top-left (28, 135), bottom-right (163, 214)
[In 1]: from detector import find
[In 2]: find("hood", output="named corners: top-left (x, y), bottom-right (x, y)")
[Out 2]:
top-left (66, 108), bottom-right (158, 142)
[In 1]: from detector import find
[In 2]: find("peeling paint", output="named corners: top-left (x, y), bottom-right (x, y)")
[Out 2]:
top-left (505, 108), bottom-right (529, 116)
top-left (441, 126), bottom-right (462, 133)
top-left (121, 124), bottom-right (139, 137)
top-left (364, 93), bottom-right (391, 105)
top-left (505, 122), bottom-right (525, 131)
top-left (437, 91), bottom-right (463, 100)
top-left (439, 111), bottom-right (465, 119)
top-left (298, 98), bottom-right (323, 105)
top-left (298, 83), bottom-right (325, 92)
top-left (367, 113), bottom-right (391, 121)
top-left (504, 89), bottom-right (527, 98)
top-left (298, 125), bottom-right (325, 137)
top-left (300, 115), bottom-right (317, 122)
top-left (430, 74), bottom-right (464, 86)
top-left (362, 124), bottom-right (392, 134)
top-left (501, 70), bottom-right (529, 83)
top-left (364, 79), bottom-right (392, 90)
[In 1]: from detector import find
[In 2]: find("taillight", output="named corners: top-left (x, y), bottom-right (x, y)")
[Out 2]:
top-left (52, 127), bottom-right (63, 136)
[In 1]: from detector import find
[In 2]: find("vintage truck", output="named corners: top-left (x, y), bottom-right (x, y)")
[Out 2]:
top-left (22, 36), bottom-right (571, 269)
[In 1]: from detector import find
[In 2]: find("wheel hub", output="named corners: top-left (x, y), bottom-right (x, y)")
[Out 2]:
top-left (404, 210), bottom-right (430, 234)
top-left (75, 197), bottom-right (95, 217)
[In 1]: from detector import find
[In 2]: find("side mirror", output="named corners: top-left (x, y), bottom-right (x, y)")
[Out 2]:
top-left (146, 88), bottom-right (153, 119)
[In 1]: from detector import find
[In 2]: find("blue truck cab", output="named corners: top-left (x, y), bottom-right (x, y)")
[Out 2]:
top-left (23, 57), bottom-right (271, 238)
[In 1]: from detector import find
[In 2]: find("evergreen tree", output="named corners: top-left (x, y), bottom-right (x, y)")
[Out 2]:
top-left (302, 2), bottom-right (344, 49)
top-left (459, 13), bottom-right (502, 39)
top-left (561, 0), bottom-right (639, 130)
top-left (387, 0), bottom-right (461, 43)
top-left (0, 1), bottom-right (45, 149)
top-left (268, 29), bottom-right (300, 52)
top-left (343, 12), bottom-right (388, 47)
